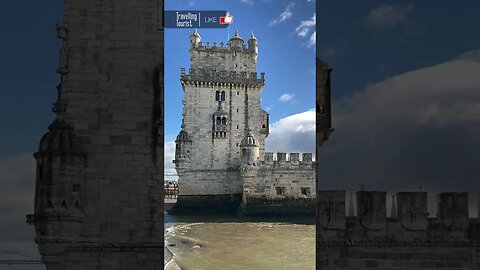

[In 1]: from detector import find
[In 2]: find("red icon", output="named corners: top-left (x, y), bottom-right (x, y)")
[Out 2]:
top-left (220, 12), bottom-right (234, 25)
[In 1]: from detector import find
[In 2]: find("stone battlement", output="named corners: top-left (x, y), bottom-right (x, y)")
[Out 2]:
top-left (191, 41), bottom-right (256, 53)
top-left (180, 68), bottom-right (264, 86)
top-left (261, 152), bottom-right (313, 165)
top-left (318, 190), bottom-right (480, 244)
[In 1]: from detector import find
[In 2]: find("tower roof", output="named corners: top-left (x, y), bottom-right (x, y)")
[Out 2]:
top-left (37, 117), bottom-right (81, 154)
top-left (240, 130), bottom-right (259, 147)
top-left (191, 29), bottom-right (200, 38)
top-left (230, 30), bottom-right (243, 41)
top-left (249, 31), bottom-right (256, 40)
top-left (176, 129), bottom-right (192, 142)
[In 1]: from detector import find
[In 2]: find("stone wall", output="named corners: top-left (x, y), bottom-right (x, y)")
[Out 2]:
top-left (29, 0), bottom-right (164, 269)
top-left (240, 152), bottom-right (316, 216)
top-left (317, 190), bottom-right (480, 269)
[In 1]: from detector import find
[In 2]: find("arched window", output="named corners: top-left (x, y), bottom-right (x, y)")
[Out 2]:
top-left (221, 117), bottom-right (227, 125)
top-left (220, 91), bottom-right (225, 101)
top-left (215, 91), bottom-right (220, 101)
top-left (216, 117), bottom-right (221, 125)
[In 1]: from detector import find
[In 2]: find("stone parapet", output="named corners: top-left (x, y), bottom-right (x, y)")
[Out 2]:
top-left (318, 190), bottom-right (480, 243)
top-left (191, 42), bottom-right (256, 53)
top-left (260, 152), bottom-right (314, 168)
top-left (180, 68), bottom-right (264, 87)
top-left (317, 190), bottom-right (480, 269)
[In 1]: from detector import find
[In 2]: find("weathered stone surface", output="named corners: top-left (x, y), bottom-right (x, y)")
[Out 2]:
top-left (29, 0), bottom-right (164, 268)
top-left (397, 192), bottom-right (428, 231)
top-left (317, 190), bottom-right (480, 269)
top-left (437, 192), bottom-right (469, 230)
top-left (357, 191), bottom-right (387, 230)
top-left (318, 191), bottom-right (346, 229)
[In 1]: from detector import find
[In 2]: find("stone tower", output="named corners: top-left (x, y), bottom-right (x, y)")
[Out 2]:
top-left (174, 30), bottom-right (316, 216)
top-left (173, 30), bottom-right (269, 212)
top-left (27, 1), bottom-right (164, 269)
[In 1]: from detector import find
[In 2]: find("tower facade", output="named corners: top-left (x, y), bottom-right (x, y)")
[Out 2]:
top-left (174, 30), bottom-right (268, 211)
top-left (27, 1), bottom-right (164, 269)
top-left (174, 31), bottom-right (315, 215)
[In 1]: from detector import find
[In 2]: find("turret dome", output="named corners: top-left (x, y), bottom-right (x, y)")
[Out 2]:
top-left (37, 117), bottom-right (79, 154)
top-left (189, 29), bottom-right (201, 48)
top-left (176, 129), bottom-right (192, 143)
top-left (228, 30), bottom-right (245, 48)
top-left (240, 130), bottom-right (259, 147)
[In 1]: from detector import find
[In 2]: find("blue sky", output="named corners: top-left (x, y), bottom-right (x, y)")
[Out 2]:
top-left (318, 1), bottom-right (480, 101)
top-left (164, 0), bottom-right (317, 143)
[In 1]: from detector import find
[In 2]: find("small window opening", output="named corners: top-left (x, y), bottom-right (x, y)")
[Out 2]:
top-left (301, 187), bottom-right (310, 197)
top-left (276, 187), bottom-right (285, 195)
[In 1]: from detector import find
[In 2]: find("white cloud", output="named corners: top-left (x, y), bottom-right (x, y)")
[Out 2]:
top-left (308, 31), bottom-right (316, 47)
top-left (240, 0), bottom-right (254, 6)
top-left (295, 13), bottom-right (316, 37)
top-left (269, 3), bottom-right (295, 26)
top-left (279, 93), bottom-right (295, 102)
top-left (266, 109), bottom-right (316, 154)
top-left (319, 53), bottom-right (480, 197)
top-left (364, 4), bottom-right (413, 30)
top-left (295, 13), bottom-right (316, 48)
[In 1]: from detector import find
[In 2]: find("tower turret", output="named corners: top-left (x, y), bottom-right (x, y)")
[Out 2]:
top-left (27, 117), bottom-right (86, 264)
top-left (174, 127), bottom-right (192, 166)
top-left (240, 130), bottom-right (259, 166)
top-left (189, 29), bottom-right (201, 49)
top-left (248, 31), bottom-right (258, 57)
top-left (228, 30), bottom-right (245, 49)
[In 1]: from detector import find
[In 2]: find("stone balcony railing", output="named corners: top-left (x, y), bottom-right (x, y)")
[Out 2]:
top-left (181, 68), bottom-right (265, 86)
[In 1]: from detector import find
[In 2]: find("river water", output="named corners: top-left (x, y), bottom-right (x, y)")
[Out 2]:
top-left (164, 209), bottom-right (315, 270)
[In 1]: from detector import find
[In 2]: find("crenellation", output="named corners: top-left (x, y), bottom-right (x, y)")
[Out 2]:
top-left (181, 68), bottom-right (264, 86)
top-left (264, 152), bottom-right (273, 163)
top-left (318, 190), bottom-right (480, 242)
top-left (289, 153), bottom-right (299, 163)
top-left (302, 153), bottom-right (313, 162)
top-left (318, 190), bottom-right (480, 269)
top-left (277, 152), bottom-right (287, 163)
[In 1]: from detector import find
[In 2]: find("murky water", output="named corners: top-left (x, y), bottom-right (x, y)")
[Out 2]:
top-left (164, 211), bottom-right (315, 270)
